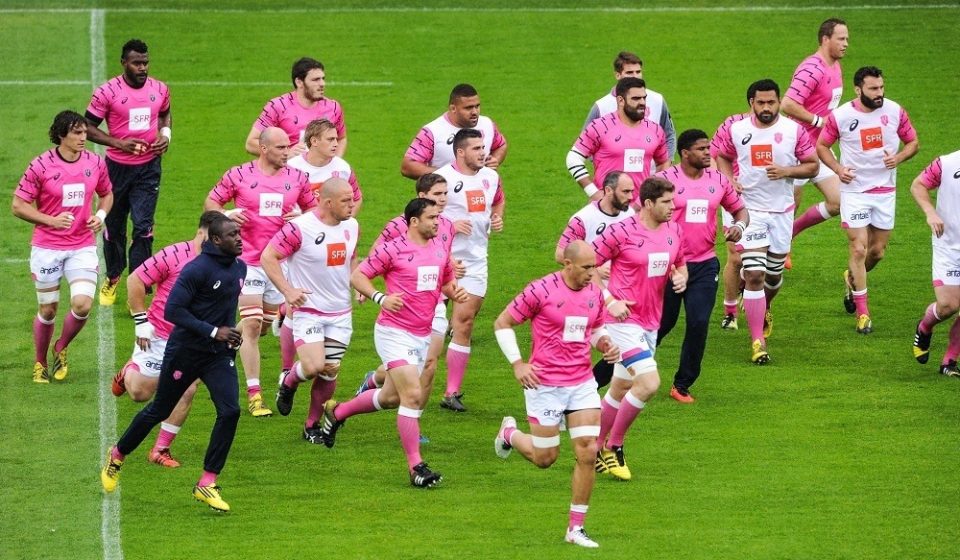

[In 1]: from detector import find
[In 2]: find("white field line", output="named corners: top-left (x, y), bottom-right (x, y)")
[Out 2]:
top-left (0, 80), bottom-right (392, 87)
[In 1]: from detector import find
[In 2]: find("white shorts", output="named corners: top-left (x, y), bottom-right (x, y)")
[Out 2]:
top-left (721, 209), bottom-right (734, 229)
top-left (30, 245), bottom-right (99, 288)
top-left (130, 336), bottom-right (168, 379)
top-left (840, 190), bottom-right (895, 230)
top-left (605, 322), bottom-right (657, 377)
top-left (458, 257), bottom-right (488, 298)
top-left (292, 311), bottom-right (353, 347)
top-left (524, 379), bottom-right (601, 427)
top-left (737, 210), bottom-right (793, 255)
top-left (932, 243), bottom-right (960, 287)
top-left (241, 265), bottom-right (285, 305)
top-left (795, 153), bottom-right (838, 187)
top-left (374, 324), bottom-right (430, 374)
top-left (431, 300), bottom-right (448, 336)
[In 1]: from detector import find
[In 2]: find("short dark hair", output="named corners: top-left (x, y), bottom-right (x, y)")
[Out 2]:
top-left (677, 129), bottom-right (709, 154)
top-left (602, 171), bottom-right (624, 190)
top-left (747, 79), bottom-right (780, 103)
top-left (854, 66), bottom-right (883, 88)
top-left (208, 214), bottom-right (235, 240)
top-left (199, 210), bottom-right (224, 230)
top-left (614, 51), bottom-right (643, 72)
top-left (449, 83), bottom-right (478, 104)
top-left (121, 39), bottom-right (148, 60)
top-left (453, 128), bottom-right (483, 152)
top-left (639, 176), bottom-right (675, 204)
top-left (415, 173), bottom-right (447, 195)
top-left (404, 197), bottom-right (438, 224)
top-left (615, 77), bottom-right (646, 99)
top-left (49, 110), bottom-right (86, 145)
top-left (818, 18), bottom-right (847, 43)
top-left (292, 57), bottom-right (324, 88)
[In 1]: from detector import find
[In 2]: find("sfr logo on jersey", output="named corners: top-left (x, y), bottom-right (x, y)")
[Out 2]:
top-left (860, 127), bottom-right (883, 150)
top-left (416, 265), bottom-right (440, 292)
top-left (466, 190), bottom-right (486, 213)
top-left (563, 316), bottom-right (588, 342)
top-left (327, 242), bottom-right (347, 266)
top-left (647, 252), bottom-right (670, 277)
top-left (61, 183), bottom-right (86, 207)
top-left (685, 199), bottom-right (709, 224)
top-left (750, 144), bottom-right (773, 167)
top-left (128, 107), bottom-right (151, 131)
top-left (623, 149), bottom-right (646, 172)
top-left (259, 193), bottom-right (284, 217)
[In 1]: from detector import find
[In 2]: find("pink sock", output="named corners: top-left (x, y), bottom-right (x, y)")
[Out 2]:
top-left (397, 408), bottom-right (423, 470)
top-left (334, 389), bottom-right (380, 421)
top-left (852, 289), bottom-right (869, 316)
top-left (246, 384), bottom-right (261, 397)
top-left (306, 376), bottom-right (336, 426)
top-left (33, 315), bottom-right (55, 365)
top-left (502, 426), bottom-right (518, 446)
top-left (280, 323), bottom-right (295, 370)
top-left (364, 373), bottom-right (380, 390)
top-left (723, 300), bottom-right (738, 316)
top-left (198, 470), bottom-right (217, 487)
top-left (445, 343), bottom-right (470, 395)
top-left (569, 505), bottom-right (588, 530)
top-left (944, 318), bottom-right (960, 363)
top-left (283, 363), bottom-right (304, 389)
top-left (111, 446), bottom-right (125, 462)
top-left (792, 202), bottom-right (831, 237)
top-left (607, 393), bottom-right (644, 447)
top-left (742, 289), bottom-right (766, 342)
top-left (54, 310), bottom-right (88, 353)
top-left (597, 393), bottom-right (620, 448)
top-left (154, 424), bottom-right (179, 449)
top-left (919, 303), bottom-right (941, 334)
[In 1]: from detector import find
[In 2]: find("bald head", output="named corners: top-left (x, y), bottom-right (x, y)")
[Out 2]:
top-left (259, 127), bottom-right (287, 149)
top-left (561, 240), bottom-right (598, 290)
top-left (564, 240), bottom-right (595, 264)
top-left (320, 177), bottom-right (352, 200)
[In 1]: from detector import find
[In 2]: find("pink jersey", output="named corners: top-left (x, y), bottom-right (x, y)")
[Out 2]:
top-left (134, 241), bottom-right (198, 340)
top-left (820, 98), bottom-right (917, 194)
top-left (254, 92), bottom-right (346, 145)
top-left (359, 237), bottom-right (455, 337)
top-left (374, 214), bottom-right (456, 256)
top-left (786, 53), bottom-right (843, 140)
top-left (918, 151), bottom-right (960, 251)
top-left (286, 154), bottom-right (362, 202)
top-left (404, 113), bottom-right (506, 169)
top-left (573, 113), bottom-right (670, 202)
top-left (556, 201), bottom-right (635, 253)
top-left (657, 166), bottom-right (745, 262)
top-left (207, 162), bottom-right (316, 266)
top-left (508, 272), bottom-right (605, 387)
top-left (269, 212), bottom-right (359, 316)
top-left (87, 76), bottom-right (171, 165)
top-left (15, 149), bottom-right (112, 250)
top-left (593, 217), bottom-right (686, 330)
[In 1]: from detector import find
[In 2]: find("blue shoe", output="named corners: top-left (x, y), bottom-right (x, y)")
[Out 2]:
top-left (419, 434), bottom-right (430, 445)
top-left (354, 371), bottom-right (376, 396)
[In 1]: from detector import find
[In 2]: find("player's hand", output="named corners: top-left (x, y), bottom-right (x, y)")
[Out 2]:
top-left (732, 180), bottom-right (745, 193)
top-left (453, 259), bottom-right (466, 279)
top-left (216, 326), bottom-right (243, 348)
top-left (355, 289), bottom-right (367, 303)
top-left (837, 166), bottom-right (856, 184)
top-left (50, 212), bottom-right (75, 229)
top-left (491, 214), bottom-right (504, 232)
top-left (453, 220), bottom-right (473, 236)
top-left (670, 265), bottom-right (687, 293)
top-left (134, 320), bottom-right (155, 350)
top-left (598, 262), bottom-right (611, 281)
top-left (227, 209), bottom-right (248, 224)
top-left (512, 361), bottom-right (541, 389)
top-left (484, 154), bottom-right (501, 169)
top-left (450, 284), bottom-right (469, 303)
top-left (382, 293), bottom-right (404, 312)
top-left (283, 287), bottom-right (311, 308)
top-left (87, 213), bottom-right (105, 233)
top-left (607, 299), bottom-right (634, 321)
top-left (596, 336), bottom-right (620, 364)
top-left (117, 138), bottom-right (150, 155)
top-left (724, 224), bottom-right (744, 243)
top-left (882, 150), bottom-right (898, 170)
top-left (764, 164), bottom-right (789, 180)
top-left (926, 211), bottom-right (945, 238)
top-left (291, 142), bottom-right (308, 156)
top-left (149, 135), bottom-right (170, 155)
top-left (282, 208), bottom-right (302, 221)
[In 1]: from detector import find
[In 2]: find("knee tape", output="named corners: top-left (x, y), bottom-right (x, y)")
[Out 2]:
top-left (70, 280), bottom-right (97, 299)
top-left (764, 277), bottom-right (783, 291)
top-left (741, 252), bottom-right (767, 272)
top-left (766, 254), bottom-right (786, 275)
top-left (239, 305), bottom-right (264, 324)
top-left (37, 290), bottom-right (60, 304)
top-left (568, 425), bottom-right (600, 439)
top-left (531, 434), bottom-right (561, 448)
top-left (325, 341), bottom-right (347, 364)
top-left (261, 309), bottom-right (278, 323)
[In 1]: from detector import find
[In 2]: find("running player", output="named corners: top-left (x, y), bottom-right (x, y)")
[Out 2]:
top-left (287, 118), bottom-right (362, 213)
top-left (711, 112), bottom-right (749, 331)
top-left (555, 171), bottom-right (635, 266)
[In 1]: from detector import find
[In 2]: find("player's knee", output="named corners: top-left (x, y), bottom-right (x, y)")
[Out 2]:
top-left (377, 390), bottom-right (400, 408)
top-left (868, 245), bottom-right (886, 262)
top-left (319, 362), bottom-right (340, 380)
top-left (825, 199), bottom-right (841, 214)
top-left (936, 301), bottom-right (959, 318)
top-left (219, 401), bottom-right (242, 423)
top-left (573, 438), bottom-right (599, 462)
top-left (533, 451), bottom-right (558, 469)
top-left (71, 296), bottom-right (93, 317)
top-left (37, 303), bottom-right (57, 321)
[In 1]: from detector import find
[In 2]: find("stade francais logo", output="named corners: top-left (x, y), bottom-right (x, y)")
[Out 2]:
top-left (315, 232), bottom-right (326, 245)
top-left (85, 169), bottom-right (92, 177)
top-left (284, 182), bottom-right (291, 191)
top-left (849, 119), bottom-right (859, 132)
top-left (741, 133), bottom-right (752, 145)
top-left (953, 169), bottom-right (960, 180)
top-left (454, 181), bottom-right (464, 193)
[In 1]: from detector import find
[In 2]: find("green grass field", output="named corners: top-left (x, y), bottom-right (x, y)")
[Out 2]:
top-left (1, 2), bottom-right (959, 559)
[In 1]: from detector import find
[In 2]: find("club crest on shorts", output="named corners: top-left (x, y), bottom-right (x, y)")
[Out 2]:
top-left (173, 370), bottom-right (182, 380)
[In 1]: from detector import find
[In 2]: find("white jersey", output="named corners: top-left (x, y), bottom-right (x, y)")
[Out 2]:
top-left (592, 88), bottom-right (666, 128)
top-left (287, 154), bottom-right (361, 201)
top-left (437, 163), bottom-right (503, 261)
top-left (558, 201), bottom-right (636, 250)
top-left (423, 114), bottom-right (498, 169)
top-left (921, 150), bottom-right (960, 251)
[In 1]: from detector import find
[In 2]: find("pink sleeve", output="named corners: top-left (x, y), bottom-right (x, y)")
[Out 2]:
top-left (588, 288), bottom-right (605, 330)
top-left (374, 218), bottom-right (404, 249)
top-left (794, 127), bottom-right (817, 160)
top-left (718, 174), bottom-right (745, 214)
top-left (135, 246), bottom-right (172, 287)
top-left (348, 171), bottom-right (362, 201)
top-left (209, 169), bottom-right (238, 204)
top-left (268, 222), bottom-right (303, 258)
top-left (14, 160), bottom-right (42, 202)
top-left (712, 123), bottom-right (736, 161)
top-left (332, 101), bottom-right (346, 138)
top-left (897, 107), bottom-right (918, 143)
top-left (489, 123), bottom-right (506, 152)
top-left (441, 256), bottom-right (455, 285)
top-left (359, 243), bottom-right (393, 279)
top-left (159, 82), bottom-right (171, 113)
top-left (296, 176), bottom-right (318, 210)
top-left (673, 225), bottom-right (687, 268)
top-left (592, 223), bottom-right (622, 265)
top-left (492, 178), bottom-right (505, 206)
top-left (557, 217), bottom-right (586, 252)
top-left (819, 113), bottom-right (839, 146)
top-left (95, 159), bottom-right (112, 196)
top-left (507, 281), bottom-right (542, 323)
top-left (573, 122), bottom-right (601, 157)
top-left (919, 158), bottom-right (943, 190)
top-left (785, 62), bottom-right (819, 106)
top-left (254, 99), bottom-right (278, 131)
top-left (653, 127), bottom-right (670, 164)
top-left (403, 128), bottom-right (435, 164)
top-left (86, 84), bottom-right (109, 119)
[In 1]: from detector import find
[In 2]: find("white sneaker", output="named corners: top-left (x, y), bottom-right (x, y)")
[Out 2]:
top-left (565, 526), bottom-right (599, 548)
top-left (271, 314), bottom-right (284, 337)
top-left (494, 416), bottom-right (516, 459)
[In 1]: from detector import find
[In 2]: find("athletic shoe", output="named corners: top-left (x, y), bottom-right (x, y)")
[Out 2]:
top-left (277, 368), bottom-right (289, 386)
top-left (99, 278), bottom-right (119, 306)
top-left (409, 462), bottom-right (442, 488)
top-left (595, 448), bottom-right (616, 474)
top-left (856, 314), bottom-right (873, 335)
top-left (247, 393), bottom-right (273, 417)
top-left (842, 270), bottom-right (856, 314)
top-left (51, 348), bottom-right (68, 381)
top-left (751, 339), bottom-right (770, 365)
top-left (565, 526), bottom-right (600, 548)
top-left (669, 385), bottom-right (695, 404)
top-left (318, 399), bottom-right (344, 448)
top-left (763, 311), bottom-right (773, 339)
top-left (303, 422), bottom-right (324, 445)
top-left (419, 434), bottom-right (431, 445)
top-left (193, 484), bottom-right (230, 512)
top-left (720, 314), bottom-right (738, 331)
top-left (440, 392), bottom-right (467, 412)
top-left (354, 370), bottom-right (376, 396)
top-left (100, 450), bottom-right (123, 493)
top-left (607, 446), bottom-right (631, 481)
top-left (148, 447), bottom-right (181, 468)
top-left (111, 369), bottom-right (127, 396)
top-left (913, 323), bottom-right (931, 364)
top-left (32, 361), bottom-right (49, 384)
top-left (494, 416), bottom-right (516, 459)
top-left (940, 360), bottom-right (960, 378)
top-left (275, 377), bottom-right (297, 416)
top-left (270, 313), bottom-right (284, 337)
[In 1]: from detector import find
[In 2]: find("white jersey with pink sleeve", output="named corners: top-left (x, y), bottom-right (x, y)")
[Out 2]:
top-left (572, 113), bottom-right (670, 203)
top-left (657, 166), bottom-right (745, 262)
top-left (786, 53), bottom-right (843, 140)
top-left (437, 163), bottom-right (504, 261)
top-left (918, 151), bottom-right (960, 251)
top-left (819, 98), bottom-right (918, 194)
top-left (374, 214), bottom-right (456, 256)
top-left (87, 76), bottom-right (171, 165)
top-left (592, 217), bottom-right (686, 330)
top-left (133, 241), bottom-right (197, 340)
top-left (286, 154), bottom-right (362, 202)
top-left (556, 201), bottom-right (635, 254)
top-left (207, 162), bottom-right (316, 266)
top-left (404, 114), bottom-right (506, 170)
top-left (359, 237), bottom-right (455, 337)
top-left (15, 149), bottom-right (112, 250)
top-left (710, 112), bottom-right (748, 177)
top-left (253, 92), bottom-right (346, 145)
top-left (714, 115), bottom-right (816, 212)
top-left (507, 271), bottom-right (605, 387)
top-left (268, 212), bottom-right (359, 316)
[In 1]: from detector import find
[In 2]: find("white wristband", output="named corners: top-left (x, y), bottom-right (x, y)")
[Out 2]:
top-left (495, 328), bottom-right (523, 364)
top-left (95, 209), bottom-right (107, 222)
top-left (371, 291), bottom-right (386, 306)
top-left (589, 327), bottom-right (609, 349)
top-left (733, 220), bottom-right (747, 231)
top-left (811, 115), bottom-right (824, 128)
top-left (160, 126), bottom-right (172, 141)
top-left (583, 182), bottom-right (599, 197)
top-left (210, 326), bottom-right (219, 338)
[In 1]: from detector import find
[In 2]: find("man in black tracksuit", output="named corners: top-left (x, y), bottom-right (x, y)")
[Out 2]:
top-left (100, 216), bottom-right (246, 512)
